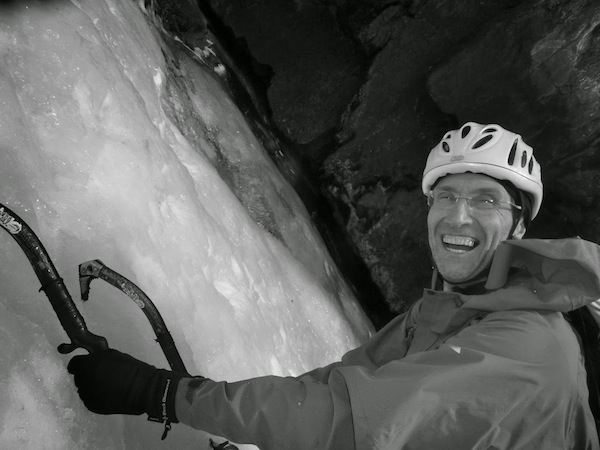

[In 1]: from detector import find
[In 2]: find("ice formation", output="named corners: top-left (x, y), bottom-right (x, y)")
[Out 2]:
top-left (0, 1), bottom-right (373, 449)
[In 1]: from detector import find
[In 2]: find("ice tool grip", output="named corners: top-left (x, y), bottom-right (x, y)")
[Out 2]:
top-left (0, 203), bottom-right (108, 354)
top-left (43, 277), bottom-right (109, 354)
top-left (79, 259), bottom-right (189, 375)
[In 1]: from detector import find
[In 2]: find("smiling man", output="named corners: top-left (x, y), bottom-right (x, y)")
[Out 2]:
top-left (428, 173), bottom-right (525, 284)
top-left (68, 123), bottom-right (600, 449)
top-left (422, 122), bottom-right (536, 291)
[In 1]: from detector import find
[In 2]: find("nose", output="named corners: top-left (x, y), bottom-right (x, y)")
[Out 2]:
top-left (444, 198), bottom-right (474, 227)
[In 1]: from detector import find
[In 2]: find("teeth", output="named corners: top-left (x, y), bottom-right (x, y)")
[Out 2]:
top-left (443, 235), bottom-right (476, 247)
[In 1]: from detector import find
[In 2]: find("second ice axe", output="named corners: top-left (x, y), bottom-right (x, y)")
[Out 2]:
top-left (79, 259), bottom-right (189, 375)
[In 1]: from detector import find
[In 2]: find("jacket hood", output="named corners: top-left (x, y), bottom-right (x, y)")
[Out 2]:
top-left (459, 238), bottom-right (600, 313)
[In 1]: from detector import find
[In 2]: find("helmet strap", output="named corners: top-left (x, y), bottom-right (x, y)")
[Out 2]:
top-left (430, 266), bottom-right (441, 290)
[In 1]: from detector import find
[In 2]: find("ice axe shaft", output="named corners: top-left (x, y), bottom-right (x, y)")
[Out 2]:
top-left (79, 259), bottom-right (189, 375)
top-left (0, 203), bottom-right (108, 354)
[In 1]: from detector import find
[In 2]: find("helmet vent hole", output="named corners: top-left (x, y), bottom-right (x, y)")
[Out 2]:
top-left (461, 126), bottom-right (471, 138)
top-left (528, 157), bottom-right (534, 174)
top-left (508, 139), bottom-right (518, 165)
top-left (483, 127), bottom-right (497, 133)
top-left (442, 142), bottom-right (450, 153)
top-left (472, 135), bottom-right (493, 149)
top-left (521, 151), bottom-right (528, 168)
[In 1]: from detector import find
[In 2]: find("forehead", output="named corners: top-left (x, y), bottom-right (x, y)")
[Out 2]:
top-left (434, 173), bottom-right (509, 196)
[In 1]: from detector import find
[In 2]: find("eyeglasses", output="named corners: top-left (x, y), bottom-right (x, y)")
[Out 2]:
top-left (427, 191), bottom-right (522, 211)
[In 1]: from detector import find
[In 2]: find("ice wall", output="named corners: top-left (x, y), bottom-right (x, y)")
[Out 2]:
top-left (0, 1), bottom-right (373, 449)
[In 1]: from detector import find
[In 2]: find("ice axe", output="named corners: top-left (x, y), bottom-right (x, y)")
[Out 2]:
top-left (0, 203), bottom-right (188, 438)
top-left (0, 202), bottom-right (188, 373)
top-left (78, 259), bottom-right (188, 374)
top-left (0, 202), bottom-right (108, 354)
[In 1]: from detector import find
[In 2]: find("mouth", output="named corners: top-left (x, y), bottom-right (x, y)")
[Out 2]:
top-left (442, 235), bottom-right (479, 253)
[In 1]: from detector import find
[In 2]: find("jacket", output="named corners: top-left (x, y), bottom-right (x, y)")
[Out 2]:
top-left (175, 238), bottom-right (600, 449)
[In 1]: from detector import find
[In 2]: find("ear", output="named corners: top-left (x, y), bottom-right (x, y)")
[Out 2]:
top-left (512, 216), bottom-right (527, 240)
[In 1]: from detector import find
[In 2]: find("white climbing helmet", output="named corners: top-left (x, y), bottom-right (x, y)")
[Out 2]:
top-left (422, 122), bottom-right (543, 219)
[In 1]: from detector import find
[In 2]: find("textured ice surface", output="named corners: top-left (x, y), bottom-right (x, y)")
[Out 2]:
top-left (0, 1), bottom-right (372, 449)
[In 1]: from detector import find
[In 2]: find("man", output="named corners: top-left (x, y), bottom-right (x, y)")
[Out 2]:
top-left (68, 122), bottom-right (600, 449)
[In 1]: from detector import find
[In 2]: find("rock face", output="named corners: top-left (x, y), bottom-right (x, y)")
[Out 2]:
top-left (162, 0), bottom-right (600, 319)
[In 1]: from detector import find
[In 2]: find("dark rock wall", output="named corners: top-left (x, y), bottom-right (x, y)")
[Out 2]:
top-left (158, 0), bottom-right (600, 323)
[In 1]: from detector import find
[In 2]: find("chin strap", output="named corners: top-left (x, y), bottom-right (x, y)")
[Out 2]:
top-left (429, 266), bottom-right (440, 290)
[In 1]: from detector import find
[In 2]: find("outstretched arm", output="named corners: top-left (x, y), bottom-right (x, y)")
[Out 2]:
top-left (172, 309), bottom-right (597, 450)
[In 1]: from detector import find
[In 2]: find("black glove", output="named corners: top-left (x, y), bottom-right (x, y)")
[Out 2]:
top-left (67, 349), bottom-right (184, 423)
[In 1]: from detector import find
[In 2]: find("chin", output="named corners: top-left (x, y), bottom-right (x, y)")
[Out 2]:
top-left (437, 263), bottom-right (482, 285)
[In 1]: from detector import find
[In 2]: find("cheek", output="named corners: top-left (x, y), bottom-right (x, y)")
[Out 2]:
top-left (427, 209), bottom-right (440, 234)
top-left (480, 212), bottom-right (514, 245)
top-left (427, 211), bottom-right (439, 247)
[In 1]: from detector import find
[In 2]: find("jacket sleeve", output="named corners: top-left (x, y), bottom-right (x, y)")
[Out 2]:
top-left (174, 370), bottom-right (355, 449)
top-left (174, 308), bottom-right (597, 450)
top-left (172, 311), bottom-right (414, 450)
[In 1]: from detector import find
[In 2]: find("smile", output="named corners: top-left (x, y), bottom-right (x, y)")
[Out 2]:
top-left (442, 235), bottom-right (479, 253)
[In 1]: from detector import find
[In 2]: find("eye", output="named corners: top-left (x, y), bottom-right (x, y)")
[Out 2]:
top-left (472, 195), bottom-right (497, 208)
top-left (434, 192), bottom-right (456, 206)
top-left (436, 192), bottom-right (454, 201)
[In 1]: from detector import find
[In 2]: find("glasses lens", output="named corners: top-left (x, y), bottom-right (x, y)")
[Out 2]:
top-left (431, 192), bottom-right (456, 208)
top-left (470, 195), bottom-right (496, 209)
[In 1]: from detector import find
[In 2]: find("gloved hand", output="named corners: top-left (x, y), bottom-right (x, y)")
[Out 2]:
top-left (67, 349), bottom-right (184, 423)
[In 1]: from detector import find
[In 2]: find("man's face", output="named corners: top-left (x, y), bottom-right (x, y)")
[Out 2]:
top-left (427, 173), bottom-right (525, 285)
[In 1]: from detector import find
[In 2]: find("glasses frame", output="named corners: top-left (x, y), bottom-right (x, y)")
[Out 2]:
top-left (427, 190), bottom-right (522, 211)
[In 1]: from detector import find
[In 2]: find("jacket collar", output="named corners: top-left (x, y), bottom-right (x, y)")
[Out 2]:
top-left (413, 238), bottom-right (600, 344)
